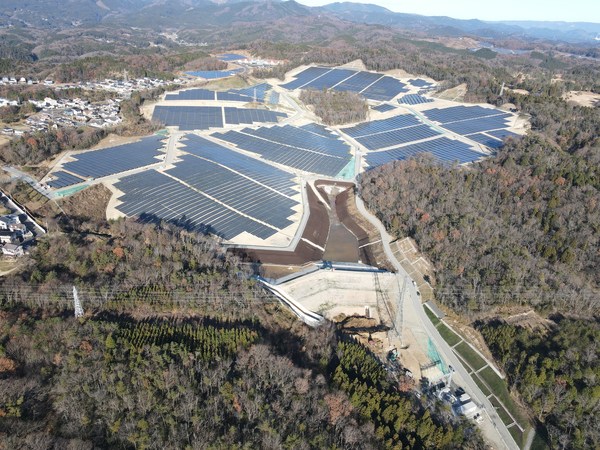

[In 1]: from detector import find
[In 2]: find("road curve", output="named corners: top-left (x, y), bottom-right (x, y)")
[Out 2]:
top-left (353, 193), bottom-right (519, 450)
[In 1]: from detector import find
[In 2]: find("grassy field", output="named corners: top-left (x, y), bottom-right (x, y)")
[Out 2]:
top-left (479, 367), bottom-right (529, 427)
top-left (436, 322), bottom-right (462, 346)
top-left (509, 425), bottom-right (525, 449)
top-left (454, 341), bottom-right (487, 371)
top-left (423, 304), bottom-right (441, 325)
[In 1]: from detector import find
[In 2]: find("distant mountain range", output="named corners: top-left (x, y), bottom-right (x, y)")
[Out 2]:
top-left (1, 0), bottom-right (598, 45)
top-left (320, 2), bottom-right (600, 44)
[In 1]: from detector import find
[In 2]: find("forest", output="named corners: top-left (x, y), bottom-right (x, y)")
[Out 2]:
top-left (359, 87), bottom-right (600, 315)
top-left (478, 318), bottom-right (600, 449)
top-left (0, 217), bottom-right (483, 449)
top-left (299, 89), bottom-right (368, 125)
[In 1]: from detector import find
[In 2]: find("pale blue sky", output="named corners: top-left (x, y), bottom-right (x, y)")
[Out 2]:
top-left (295, 0), bottom-right (600, 23)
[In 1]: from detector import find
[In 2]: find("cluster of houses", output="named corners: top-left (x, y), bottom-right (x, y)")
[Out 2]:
top-left (0, 76), bottom-right (53, 86)
top-left (0, 77), bottom-right (182, 135)
top-left (56, 77), bottom-right (177, 98)
top-left (0, 214), bottom-right (32, 257)
top-left (24, 97), bottom-right (122, 132)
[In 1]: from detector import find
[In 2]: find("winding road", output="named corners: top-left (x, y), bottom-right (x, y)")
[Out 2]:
top-left (354, 194), bottom-right (519, 450)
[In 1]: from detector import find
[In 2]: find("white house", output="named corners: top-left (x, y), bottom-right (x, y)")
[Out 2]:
top-left (2, 243), bottom-right (24, 257)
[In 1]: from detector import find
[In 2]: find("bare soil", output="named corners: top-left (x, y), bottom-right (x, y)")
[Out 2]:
top-left (563, 90), bottom-right (600, 108)
top-left (435, 83), bottom-right (467, 102)
top-left (57, 184), bottom-right (112, 222)
top-left (332, 186), bottom-right (393, 270)
top-left (230, 183), bottom-right (329, 269)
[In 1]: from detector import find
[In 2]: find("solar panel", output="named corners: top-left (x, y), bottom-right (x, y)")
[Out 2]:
top-left (165, 89), bottom-right (216, 101)
top-left (185, 69), bottom-right (243, 79)
top-left (333, 71), bottom-right (383, 93)
top-left (365, 137), bottom-right (486, 167)
top-left (61, 136), bottom-right (164, 180)
top-left (423, 106), bottom-right (505, 123)
top-left (342, 114), bottom-right (421, 138)
top-left (408, 79), bottom-right (434, 88)
top-left (301, 69), bottom-right (356, 90)
top-left (218, 54), bottom-right (245, 61)
top-left (361, 76), bottom-right (408, 101)
top-left (46, 171), bottom-right (85, 189)
top-left (152, 106), bottom-right (223, 130)
top-left (115, 170), bottom-right (279, 241)
top-left (443, 116), bottom-right (512, 135)
top-left (355, 125), bottom-right (440, 150)
top-left (398, 94), bottom-right (434, 105)
top-left (281, 67), bottom-right (332, 90)
top-left (212, 124), bottom-right (352, 177)
top-left (372, 103), bottom-right (397, 112)
top-left (223, 107), bottom-right (286, 126)
top-left (466, 133), bottom-right (503, 149)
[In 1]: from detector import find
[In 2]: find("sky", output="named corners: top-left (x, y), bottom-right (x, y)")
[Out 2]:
top-left (295, 0), bottom-right (600, 24)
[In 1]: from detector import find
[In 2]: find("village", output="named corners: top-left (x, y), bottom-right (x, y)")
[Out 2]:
top-left (0, 76), bottom-right (183, 135)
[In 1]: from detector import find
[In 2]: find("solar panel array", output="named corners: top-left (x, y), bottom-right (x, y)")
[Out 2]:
top-left (46, 171), bottom-right (85, 189)
top-left (165, 84), bottom-right (271, 103)
top-left (153, 106), bottom-right (286, 130)
top-left (342, 114), bottom-right (422, 138)
top-left (281, 67), bottom-right (408, 101)
top-left (218, 54), bottom-right (245, 61)
top-left (356, 125), bottom-right (440, 151)
top-left (212, 124), bottom-right (352, 176)
top-left (61, 136), bottom-right (164, 180)
top-left (398, 94), bottom-right (434, 105)
top-left (365, 137), bottom-right (486, 167)
top-left (372, 103), bottom-right (397, 113)
top-left (114, 135), bottom-right (302, 241)
top-left (181, 135), bottom-right (298, 197)
top-left (153, 106), bottom-right (223, 130)
top-left (466, 133), bottom-right (503, 149)
top-left (408, 79), bottom-right (434, 88)
top-left (424, 106), bottom-right (504, 123)
top-left (423, 105), bottom-right (514, 137)
top-left (115, 171), bottom-right (279, 240)
top-left (300, 123), bottom-right (336, 138)
top-left (224, 107), bottom-right (286, 125)
top-left (165, 89), bottom-right (215, 101)
top-left (186, 69), bottom-right (243, 79)
top-left (166, 155), bottom-right (296, 229)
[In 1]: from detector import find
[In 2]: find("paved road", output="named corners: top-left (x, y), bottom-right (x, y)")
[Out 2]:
top-left (354, 194), bottom-right (519, 450)
top-left (3, 165), bottom-right (53, 199)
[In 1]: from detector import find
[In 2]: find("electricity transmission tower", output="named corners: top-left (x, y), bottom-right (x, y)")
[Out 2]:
top-left (73, 286), bottom-right (84, 318)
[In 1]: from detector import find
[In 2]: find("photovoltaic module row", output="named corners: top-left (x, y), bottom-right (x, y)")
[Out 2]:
top-left (180, 135), bottom-right (299, 197)
top-left (342, 114), bottom-right (421, 138)
top-left (282, 67), bottom-right (408, 101)
top-left (217, 54), bottom-right (245, 61)
top-left (166, 155), bottom-right (297, 230)
top-left (365, 137), bottom-right (486, 167)
top-left (442, 115), bottom-right (512, 135)
top-left (398, 94), bottom-right (434, 105)
top-left (46, 171), bottom-right (85, 189)
top-left (423, 105), bottom-right (507, 124)
top-left (152, 106), bottom-right (287, 130)
top-left (212, 127), bottom-right (352, 177)
top-left (165, 84), bottom-right (271, 103)
top-left (153, 106), bottom-right (223, 130)
top-left (372, 103), bottom-right (397, 113)
top-left (115, 171), bottom-right (278, 241)
top-left (185, 69), bottom-right (243, 79)
top-left (238, 124), bottom-right (350, 156)
top-left (355, 125), bottom-right (441, 151)
top-left (466, 133), bottom-right (503, 149)
top-left (60, 135), bottom-right (165, 180)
